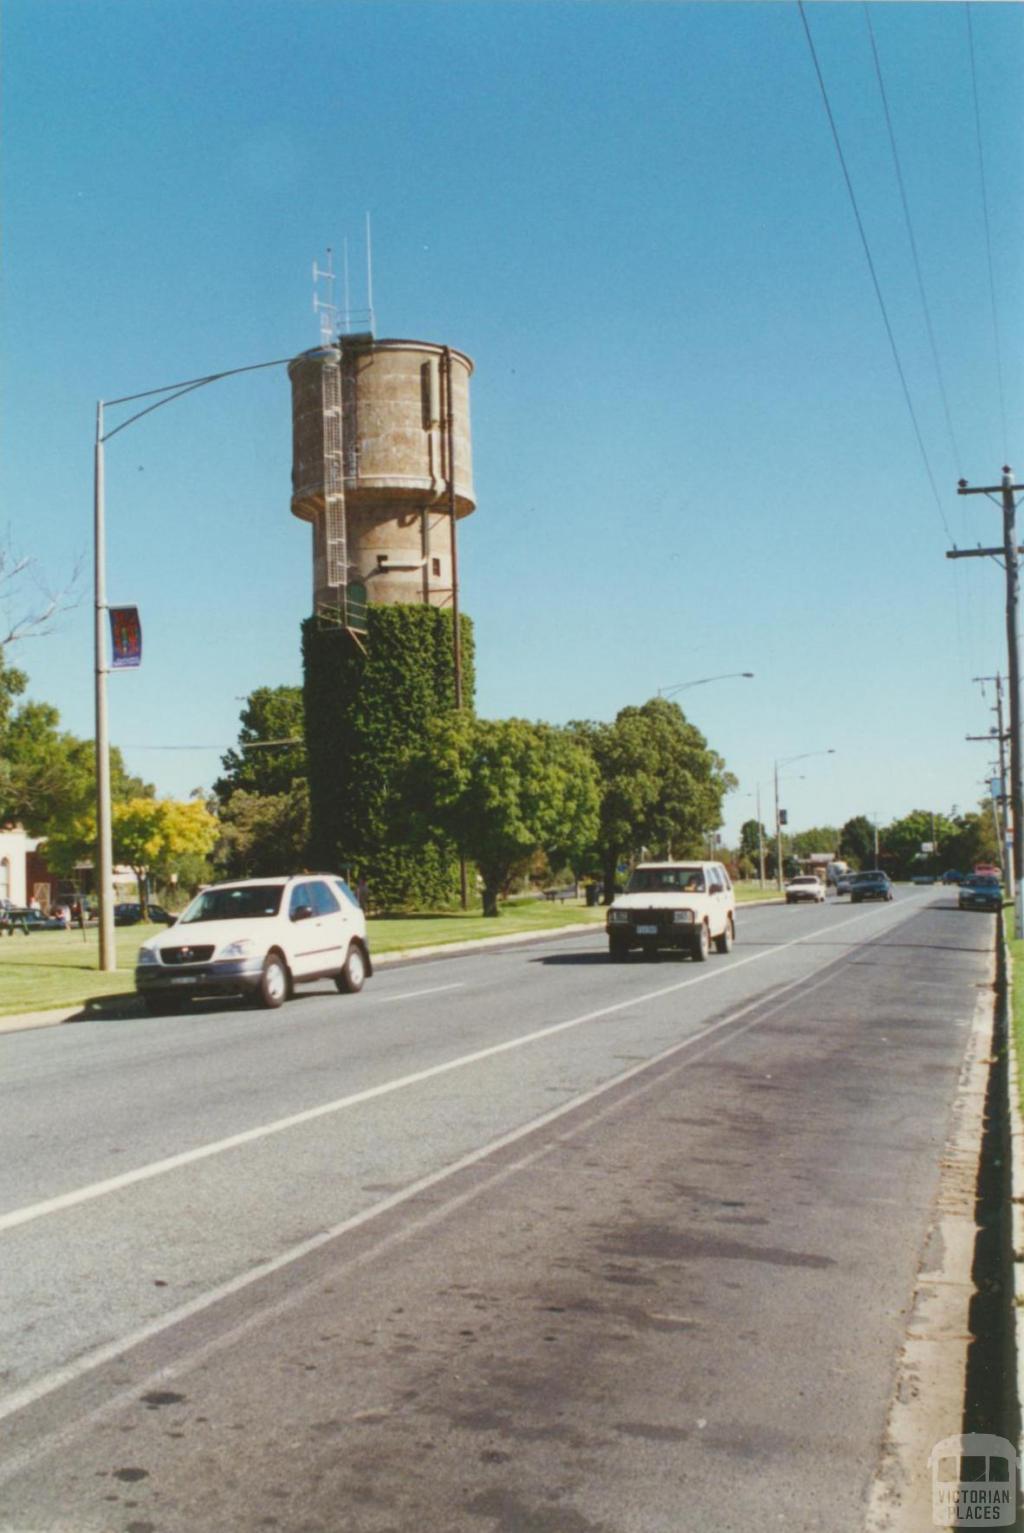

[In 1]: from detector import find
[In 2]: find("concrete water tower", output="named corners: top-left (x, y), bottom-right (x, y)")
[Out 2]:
top-left (288, 335), bottom-right (475, 628)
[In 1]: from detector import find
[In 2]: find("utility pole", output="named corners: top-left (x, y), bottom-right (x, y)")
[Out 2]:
top-left (967, 672), bottom-right (1015, 908)
top-left (951, 469), bottom-right (1023, 936)
top-left (756, 784), bottom-right (766, 890)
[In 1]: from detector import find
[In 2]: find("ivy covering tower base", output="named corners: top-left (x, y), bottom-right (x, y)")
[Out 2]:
top-left (301, 605), bottom-right (475, 910)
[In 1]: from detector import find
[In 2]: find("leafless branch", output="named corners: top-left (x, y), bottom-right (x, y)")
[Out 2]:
top-left (0, 540), bottom-right (85, 650)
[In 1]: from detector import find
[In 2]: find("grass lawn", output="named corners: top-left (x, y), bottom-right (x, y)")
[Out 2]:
top-left (0, 885), bottom-right (784, 1020)
top-left (0, 901), bottom-right (607, 1019)
top-left (1010, 936), bottom-right (1024, 1114)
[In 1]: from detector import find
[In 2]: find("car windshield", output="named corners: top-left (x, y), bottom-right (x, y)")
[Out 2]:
top-left (179, 885), bottom-right (284, 923)
top-left (968, 876), bottom-right (1000, 889)
top-left (852, 871), bottom-right (883, 881)
top-left (790, 877), bottom-right (816, 885)
top-left (628, 868), bottom-right (705, 893)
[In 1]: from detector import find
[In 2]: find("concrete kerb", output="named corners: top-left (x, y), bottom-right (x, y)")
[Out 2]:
top-left (0, 894), bottom-right (789, 1038)
top-left (1007, 929), bottom-right (1024, 1494)
top-left (0, 919), bottom-right (605, 1036)
top-left (866, 933), bottom-right (1000, 1532)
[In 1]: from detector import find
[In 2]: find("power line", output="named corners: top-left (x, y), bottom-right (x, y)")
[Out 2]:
top-left (797, 1), bottom-right (955, 547)
top-left (965, 2), bottom-right (1009, 461)
top-left (863, 3), bottom-right (963, 475)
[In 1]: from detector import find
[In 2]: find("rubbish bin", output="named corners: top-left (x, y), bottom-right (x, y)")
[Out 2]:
top-left (585, 883), bottom-right (600, 907)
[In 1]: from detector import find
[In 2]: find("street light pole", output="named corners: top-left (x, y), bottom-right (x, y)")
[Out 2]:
top-left (773, 748), bottom-right (836, 890)
top-left (774, 759), bottom-right (783, 892)
top-left (94, 403), bottom-right (116, 971)
top-left (92, 351), bottom-right (305, 972)
top-left (657, 671), bottom-right (754, 699)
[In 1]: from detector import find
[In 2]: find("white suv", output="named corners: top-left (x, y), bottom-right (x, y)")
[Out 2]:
top-left (135, 875), bottom-right (372, 1014)
top-left (606, 860), bottom-right (736, 962)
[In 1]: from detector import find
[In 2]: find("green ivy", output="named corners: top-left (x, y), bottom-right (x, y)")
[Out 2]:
top-left (302, 606), bottom-right (475, 909)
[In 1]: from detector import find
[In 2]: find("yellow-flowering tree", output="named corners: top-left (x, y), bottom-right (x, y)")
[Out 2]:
top-left (112, 798), bottom-right (218, 915)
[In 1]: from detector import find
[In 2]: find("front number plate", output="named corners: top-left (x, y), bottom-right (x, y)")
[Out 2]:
top-left (636, 924), bottom-right (658, 935)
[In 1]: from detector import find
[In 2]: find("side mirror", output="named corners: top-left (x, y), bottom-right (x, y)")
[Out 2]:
top-left (291, 904), bottom-right (314, 923)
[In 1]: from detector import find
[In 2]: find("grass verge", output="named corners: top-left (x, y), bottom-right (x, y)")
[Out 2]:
top-left (0, 885), bottom-right (783, 1020)
top-left (1009, 935), bottom-right (1024, 1117)
top-left (0, 901), bottom-right (607, 1019)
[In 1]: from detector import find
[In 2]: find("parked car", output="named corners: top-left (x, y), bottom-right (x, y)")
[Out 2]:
top-left (849, 870), bottom-right (894, 903)
top-left (605, 861), bottom-right (735, 961)
top-left (784, 875), bottom-right (826, 904)
top-left (911, 873), bottom-right (936, 885)
top-left (134, 874), bottom-right (372, 1014)
top-left (1, 907), bottom-right (68, 933)
top-left (114, 902), bottom-right (177, 927)
top-left (941, 869), bottom-right (965, 885)
top-left (958, 874), bottom-right (1003, 913)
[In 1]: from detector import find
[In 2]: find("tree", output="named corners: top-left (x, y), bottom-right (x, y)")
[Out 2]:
top-left (111, 798), bottom-right (219, 913)
top-left (214, 686), bottom-right (305, 804)
top-left (839, 816), bottom-right (877, 870)
top-left (939, 802), bottom-right (1001, 875)
top-left (1, 696), bottom-right (152, 846)
top-left (573, 698), bottom-right (736, 901)
top-left (880, 810), bottom-right (957, 879)
top-left (215, 782), bottom-right (311, 880)
top-left (414, 716), bottom-right (600, 916)
top-left (0, 540), bottom-right (82, 651)
top-left (789, 826), bottom-right (840, 859)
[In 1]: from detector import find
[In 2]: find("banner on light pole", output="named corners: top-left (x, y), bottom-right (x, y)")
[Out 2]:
top-left (109, 606), bottom-right (142, 669)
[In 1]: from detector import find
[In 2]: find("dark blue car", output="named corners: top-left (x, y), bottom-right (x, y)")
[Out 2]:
top-left (958, 875), bottom-right (1002, 913)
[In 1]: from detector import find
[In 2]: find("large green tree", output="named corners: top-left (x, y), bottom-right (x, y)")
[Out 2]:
top-left (214, 685), bottom-right (305, 804)
top-left (215, 782), bottom-right (311, 880)
top-left (789, 826), bottom-right (840, 859)
top-left (838, 815), bottom-right (877, 870)
top-left (573, 698), bottom-right (736, 901)
top-left (1, 696), bottom-right (151, 844)
top-left (414, 716), bottom-right (599, 916)
top-left (881, 810), bottom-right (957, 878)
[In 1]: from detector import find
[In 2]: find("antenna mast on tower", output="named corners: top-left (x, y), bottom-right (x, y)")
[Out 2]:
top-left (312, 249), bottom-right (339, 344)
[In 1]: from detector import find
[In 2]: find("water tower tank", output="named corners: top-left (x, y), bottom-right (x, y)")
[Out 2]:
top-left (289, 336), bottom-right (474, 613)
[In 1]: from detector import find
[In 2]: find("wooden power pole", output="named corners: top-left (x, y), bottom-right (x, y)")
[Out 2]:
top-left (949, 468), bottom-right (1023, 936)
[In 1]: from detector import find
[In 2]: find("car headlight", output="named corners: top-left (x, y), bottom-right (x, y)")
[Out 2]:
top-left (219, 938), bottom-right (258, 959)
top-left (672, 909), bottom-right (695, 924)
top-left (608, 909), bottom-right (630, 925)
top-left (137, 945), bottom-right (160, 966)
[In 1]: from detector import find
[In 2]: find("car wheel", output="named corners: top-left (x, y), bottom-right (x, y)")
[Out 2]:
top-left (608, 938), bottom-right (630, 962)
top-left (258, 953), bottom-right (289, 1009)
top-left (692, 922), bottom-right (710, 962)
top-left (714, 916), bottom-right (734, 954)
top-left (335, 941), bottom-right (367, 994)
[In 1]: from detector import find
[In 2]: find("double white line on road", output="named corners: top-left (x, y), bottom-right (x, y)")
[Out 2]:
top-left (0, 897), bottom-right (928, 1436)
top-left (0, 900), bottom-right (919, 1238)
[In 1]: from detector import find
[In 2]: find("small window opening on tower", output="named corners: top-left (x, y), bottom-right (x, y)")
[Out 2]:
top-left (432, 557), bottom-right (441, 577)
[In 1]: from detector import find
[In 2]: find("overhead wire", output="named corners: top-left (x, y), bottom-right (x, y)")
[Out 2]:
top-left (965, 2), bottom-right (1010, 462)
top-left (861, 3), bottom-right (972, 670)
top-left (862, 3), bottom-right (963, 475)
top-left (797, 1), bottom-right (956, 549)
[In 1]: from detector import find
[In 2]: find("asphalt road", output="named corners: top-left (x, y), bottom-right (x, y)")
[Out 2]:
top-left (0, 888), bottom-right (997, 1532)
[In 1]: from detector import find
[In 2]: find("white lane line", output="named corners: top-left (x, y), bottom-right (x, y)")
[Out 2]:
top-left (0, 949), bottom-right (864, 1432)
top-left (0, 900), bottom-right (917, 1237)
top-left (369, 982), bottom-right (464, 1004)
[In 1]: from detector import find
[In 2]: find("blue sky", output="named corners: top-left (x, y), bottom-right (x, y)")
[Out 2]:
top-left (2, 1), bottom-right (1022, 845)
